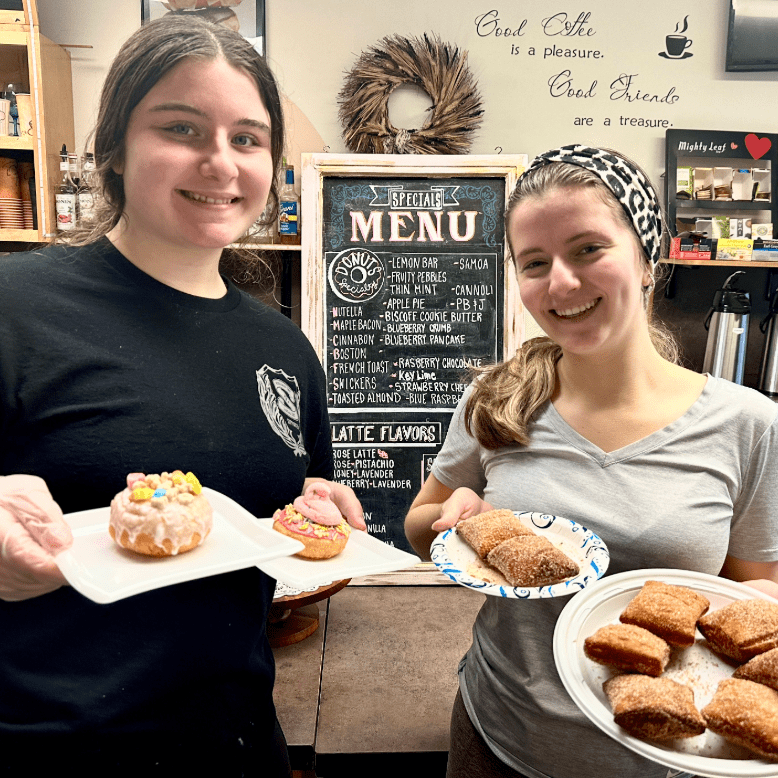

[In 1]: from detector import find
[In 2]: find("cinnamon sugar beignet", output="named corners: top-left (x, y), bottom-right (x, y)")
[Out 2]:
top-left (486, 534), bottom-right (579, 587)
top-left (619, 580), bottom-right (710, 647)
top-left (584, 623), bottom-right (671, 677)
top-left (603, 674), bottom-right (706, 742)
top-left (734, 646), bottom-right (778, 691)
top-left (698, 599), bottom-right (778, 662)
top-left (456, 509), bottom-right (534, 558)
top-left (702, 678), bottom-right (778, 759)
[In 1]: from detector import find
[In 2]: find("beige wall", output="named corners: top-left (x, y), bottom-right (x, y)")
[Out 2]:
top-left (265, 0), bottom-right (778, 185)
top-left (37, 0), bottom-right (138, 155)
top-left (36, 0), bottom-right (320, 189)
top-left (38, 1), bottom-right (778, 189)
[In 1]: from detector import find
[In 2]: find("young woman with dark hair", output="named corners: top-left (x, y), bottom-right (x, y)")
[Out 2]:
top-left (0, 15), bottom-right (363, 775)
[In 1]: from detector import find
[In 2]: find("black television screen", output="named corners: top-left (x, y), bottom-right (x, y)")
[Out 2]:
top-left (726, 0), bottom-right (778, 71)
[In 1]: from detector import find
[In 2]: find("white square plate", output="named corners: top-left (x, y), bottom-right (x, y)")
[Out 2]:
top-left (55, 487), bottom-right (304, 604)
top-left (255, 519), bottom-right (420, 589)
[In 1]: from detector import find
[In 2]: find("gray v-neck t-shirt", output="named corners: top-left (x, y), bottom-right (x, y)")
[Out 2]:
top-left (432, 375), bottom-right (778, 778)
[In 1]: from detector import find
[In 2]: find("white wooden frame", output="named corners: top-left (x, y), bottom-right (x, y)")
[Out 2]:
top-left (301, 153), bottom-right (529, 362)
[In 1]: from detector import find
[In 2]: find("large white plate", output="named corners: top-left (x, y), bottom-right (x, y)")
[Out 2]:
top-left (554, 568), bottom-right (778, 778)
top-left (430, 511), bottom-right (609, 599)
top-left (255, 519), bottom-right (420, 589)
top-left (55, 487), bottom-right (304, 604)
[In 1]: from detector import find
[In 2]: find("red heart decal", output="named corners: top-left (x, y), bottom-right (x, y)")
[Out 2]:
top-left (731, 142), bottom-right (738, 149)
top-left (745, 133), bottom-right (771, 160)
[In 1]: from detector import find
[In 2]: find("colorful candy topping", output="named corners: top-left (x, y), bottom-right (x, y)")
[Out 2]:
top-left (185, 472), bottom-right (202, 495)
top-left (126, 471), bottom-right (202, 503)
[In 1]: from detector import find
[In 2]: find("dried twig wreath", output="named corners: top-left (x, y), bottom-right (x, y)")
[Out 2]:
top-left (338, 33), bottom-right (484, 155)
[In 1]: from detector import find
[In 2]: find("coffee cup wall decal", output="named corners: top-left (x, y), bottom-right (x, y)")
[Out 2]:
top-left (666, 34), bottom-right (692, 57)
top-left (745, 133), bottom-right (772, 160)
top-left (660, 16), bottom-right (693, 59)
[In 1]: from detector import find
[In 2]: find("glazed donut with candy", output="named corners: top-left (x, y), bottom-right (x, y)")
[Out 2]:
top-left (109, 471), bottom-right (213, 557)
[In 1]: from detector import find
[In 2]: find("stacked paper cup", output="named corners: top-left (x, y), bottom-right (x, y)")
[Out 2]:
top-left (17, 160), bottom-right (34, 228)
top-left (0, 156), bottom-right (23, 229)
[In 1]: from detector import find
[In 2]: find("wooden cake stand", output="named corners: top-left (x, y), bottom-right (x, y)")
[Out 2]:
top-left (268, 579), bottom-right (350, 647)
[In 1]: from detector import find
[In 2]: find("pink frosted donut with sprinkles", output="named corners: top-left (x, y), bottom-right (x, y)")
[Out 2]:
top-left (109, 470), bottom-right (213, 557)
top-left (272, 483), bottom-right (350, 559)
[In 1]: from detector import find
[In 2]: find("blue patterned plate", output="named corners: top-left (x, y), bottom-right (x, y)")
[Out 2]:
top-left (430, 511), bottom-right (609, 599)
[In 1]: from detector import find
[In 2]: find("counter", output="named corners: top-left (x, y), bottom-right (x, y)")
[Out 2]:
top-left (272, 580), bottom-right (485, 778)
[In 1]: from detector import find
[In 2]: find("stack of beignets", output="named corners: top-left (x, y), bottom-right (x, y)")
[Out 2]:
top-left (584, 580), bottom-right (778, 759)
top-left (696, 599), bottom-right (778, 759)
top-left (585, 581), bottom-right (709, 742)
top-left (456, 509), bottom-right (533, 557)
top-left (457, 509), bottom-right (579, 587)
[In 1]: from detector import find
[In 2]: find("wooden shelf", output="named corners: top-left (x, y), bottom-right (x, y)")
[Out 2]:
top-left (0, 227), bottom-right (41, 241)
top-left (676, 199), bottom-right (771, 211)
top-left (662, 257), bottom-right (778, 268)
top-left (0, 135), bottom-right (33, 151)
top-left (233, 241), bottom-right (301, 251)
top-left (0, 29), bottom-right (29, 46)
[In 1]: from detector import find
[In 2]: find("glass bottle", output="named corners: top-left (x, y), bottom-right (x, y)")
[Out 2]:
top-left (278, 160), bottom-right (300, 245)
top-left (68, 152), bottom-right (81, 223)
top-left (2, 84), bottom-right (17, 136)
top-left (68, 152), bottom-right (80, 188)
top-left (78, 152), bottom-right (96, 225)
top-left (252, 202), bottom-right (276, 244)
top-left (55, 145), bottom-right (76, 231)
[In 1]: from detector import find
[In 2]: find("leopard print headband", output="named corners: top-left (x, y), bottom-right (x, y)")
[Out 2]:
top-left (523, 145), bottom-right (662, 268)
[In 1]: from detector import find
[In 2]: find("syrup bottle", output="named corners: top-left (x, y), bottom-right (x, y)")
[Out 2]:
top-left (55, 144), bottom-right (76, 231)
top-left (278, 159), bottom-right (300, 245)
top-left (77, 152), bottom-right (97, 224)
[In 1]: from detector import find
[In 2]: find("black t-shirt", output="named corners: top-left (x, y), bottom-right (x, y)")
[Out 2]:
top-left (0, 239), bottom-right (332, 770)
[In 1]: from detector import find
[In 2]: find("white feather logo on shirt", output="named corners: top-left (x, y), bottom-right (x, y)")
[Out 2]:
top-left (256, 365), bottom-right (306, 457)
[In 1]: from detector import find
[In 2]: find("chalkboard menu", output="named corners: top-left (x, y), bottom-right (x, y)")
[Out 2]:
top-left (302, 155), bottom-right (528, 554)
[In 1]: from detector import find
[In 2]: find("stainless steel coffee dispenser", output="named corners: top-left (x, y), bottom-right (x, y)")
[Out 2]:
top-left (702, 271), bottom-right (750, 384)
top-left (759, 289), bottom-right (778, 400)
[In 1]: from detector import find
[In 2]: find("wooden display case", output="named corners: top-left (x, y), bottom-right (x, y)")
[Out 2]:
top-left (0, 0), bottom-right (74, 243)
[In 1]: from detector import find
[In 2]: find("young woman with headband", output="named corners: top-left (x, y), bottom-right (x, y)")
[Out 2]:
top-left (406, 145), bottom-right (778, 778)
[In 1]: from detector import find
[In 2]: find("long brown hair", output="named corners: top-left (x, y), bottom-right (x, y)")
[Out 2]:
top-left (59, 14), bottom-right (285, 267)
top-left (464, 157), bottom-right (679, 449)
